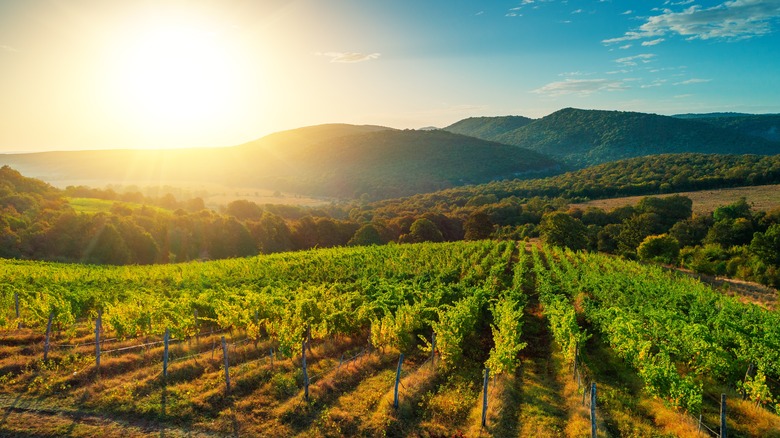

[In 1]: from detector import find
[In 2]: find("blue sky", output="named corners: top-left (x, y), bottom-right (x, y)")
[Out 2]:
top-left (0, 0), bottom-right (779, 151)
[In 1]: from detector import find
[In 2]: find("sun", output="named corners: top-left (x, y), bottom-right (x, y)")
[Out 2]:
top-left (112, 19), bottom-right (244, 134)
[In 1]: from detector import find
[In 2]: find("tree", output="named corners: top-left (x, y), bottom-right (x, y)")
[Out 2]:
top-left (400, 218), bottom-right (444, 243)
top-left (617, 213), bottom-right (658, 257)
top-left (751, 224), bottom-right (780, 266)
top-left (226, 199), bottom-right (263, 221)
top-left (638, 234), bottom-right (680, 265)
top-left (348, 224), bottom-right (383, 246)
top-left (463, 212), bottom-right (493, 241)
top-left (636, 195), bottom-right (693, 231)
top-left (669, 215), bottom-right (710, 247)
top-left (85, 221), bottom-right (131, 265)
top-left (713, 197), bottom-right (752, 222)
top-left (249, 212), bottom-right (293, 254)
top-left (538, 212), bottom-right (587, 250)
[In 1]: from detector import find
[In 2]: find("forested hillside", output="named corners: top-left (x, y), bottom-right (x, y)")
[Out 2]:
top-left (444, 108), bottom-right (780, 167)
top-left (0, 126), bottom-right (561, 201)
top-left (443, 115), bottom-right (534, 139)
top-left (674, 113), bottom-right (780, 143)
top-left (370, 153), bottom-right (780, 216)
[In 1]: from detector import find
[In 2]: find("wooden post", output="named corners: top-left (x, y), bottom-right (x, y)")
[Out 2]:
top-left (14, 292), bottom-right (20, 329)
top-left (306, 324), bottom-right (313, 354)
top-left (590, 383), bottom-right (597, 438)
top-left (338, 353), bottom-right (344, 373)
top-left (222, 336), bottom-right (230, 394)
top-left (481, 368), bottom-right (490, 427)
top-left (211, 328), bottom-right (216, 359)
top-left (270, 347), bottom-right (274, 369)
top-left (573, 345), bottom-right (578, 380)
top-left (43, 311), bottom-right (54, 362)
top-left (582, 381), bottom-right (587, 406)
top-left (720, 393), bottom-right (727, 438)
top-left (742, 363), bottom-right (754, 399)
top-left (302, 339), bottom-right (309, 400)
top-left (697, 414), bottom-right (702, 434)
top-left (194, 309), bottom-right (199, 347)
top-left (163, 328), bottom-right (170, 382)
top-left (393, 353), bottom-right (404, 409)
top-left (95, 309), bottom-right (102, 369)
top-left (431, 332), bottom-right (436, 368)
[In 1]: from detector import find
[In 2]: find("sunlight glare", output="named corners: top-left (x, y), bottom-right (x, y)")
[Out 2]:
top-left (115, 20), bottom-right (244, 131)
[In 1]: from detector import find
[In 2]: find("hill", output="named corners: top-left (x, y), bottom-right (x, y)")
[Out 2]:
top-left (0, 125), bottom-right (561, 201)
top-left (370, 153), bottom-right (780, 216)
top-left (443, 115), bottom-right (535, 139)
top-left (674, 113), bottom-right (780, 143)
top-left (445, 108), bottom-right (780, 168)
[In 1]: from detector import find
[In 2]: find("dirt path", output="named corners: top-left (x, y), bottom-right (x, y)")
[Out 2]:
top-left (0, 394), bottom-right (219, 437)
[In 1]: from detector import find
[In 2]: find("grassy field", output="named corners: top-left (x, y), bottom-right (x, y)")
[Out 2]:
top-left (570, 184), bottom-right (780, 214)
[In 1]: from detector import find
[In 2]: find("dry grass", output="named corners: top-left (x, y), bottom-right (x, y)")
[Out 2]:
top-left (570, 183), bottom-right (780, 215)
top-left (571, 185), bottom-right (780, 214)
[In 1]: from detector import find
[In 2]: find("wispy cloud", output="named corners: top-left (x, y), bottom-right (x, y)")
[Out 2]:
top-left (317, 52), bottom-right (380, 63)
top-left (619, 44), bottom-right (632, 49)
top-left (641, 38), bottom-right (665, 46)
top-left (533, 78), bottom-right (628, 96)
top-left (0, 44), bottom-right (19, 53)
top-left (615, 53), bottom-right (656, 66)
top-left (604, 0), bottom-right (780, 44)
top-left (622, 10), bottom-right (634, 15)
top-left (641, 79), bottom-right (667, 88)
top-left (674, 78), bottom-right (711, 85)
top-left (572, 9), bottom-right (583, 14)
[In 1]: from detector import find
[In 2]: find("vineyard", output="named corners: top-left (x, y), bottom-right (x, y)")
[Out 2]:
top-left (1, 241), bottom-right (779, 437)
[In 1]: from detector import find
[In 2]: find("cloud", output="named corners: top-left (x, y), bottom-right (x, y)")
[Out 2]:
top-left (317, 52), bottom-right (381, 63)
top-left (641, 79), bottom-right (667, 88)
top-left (615, 53), bottom-right (656, 66)
top-left (533, 78), bottom-right (628, 96)
top-left (572, 9), bottom-right (583, 14)
top-left (0, 44), bottom-right (19, 53)
top-left (674, 78), bottom-right (711, 85)
top-left (619, 44), bottom-right (632, 49)
top-left (622, 10), bottom-right (634, 15)
top-left (641, 38), bottom-right (665, 46)
top-left (604, 0), bottom-right (780, 44)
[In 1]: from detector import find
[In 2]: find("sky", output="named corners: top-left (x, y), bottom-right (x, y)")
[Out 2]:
top-left (1, 0), bottom-right (779, 152)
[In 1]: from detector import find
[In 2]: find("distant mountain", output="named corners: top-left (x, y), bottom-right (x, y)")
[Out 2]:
top-left (673, 112), bottom-right (753, 119)
top-left (444, 116), bottom-right (534, 140)
top-left (0, 124), bottom-right (561, 201)
top-left (453, 108), bottom-right (780, 167)
top-left (673, 113), bottom-right (780, 143)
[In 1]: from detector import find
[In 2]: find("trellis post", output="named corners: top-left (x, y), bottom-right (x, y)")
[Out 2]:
top-left (720, 393), bottom-right (727, 438)
top-left (43, 311), bottom-right (54, 361)
top-left (95, 309), bottom-right (102, 369)
top-left (302, 339), bottom-right (309, 400)
top-left (163, 328), bottom-right (170, 382)
top-left (393, 353), bottom-right (404, 409)
top-left (590, 383), bottom-right (597, 438)
top-left (14, 292), bottom-right (20, 329)
top-left (222, 336), bottom-right (230, 394)
top-left (481, 368), bottom-right (490, 427)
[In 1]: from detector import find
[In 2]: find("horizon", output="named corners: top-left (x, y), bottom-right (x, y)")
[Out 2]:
top-left (1, 0), bottom-right (779, 153)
